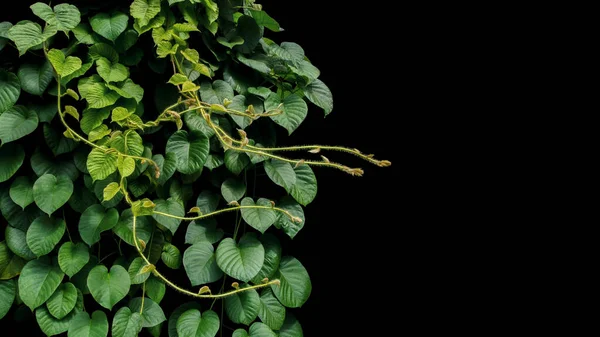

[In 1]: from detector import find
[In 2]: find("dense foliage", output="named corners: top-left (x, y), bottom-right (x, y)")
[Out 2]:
top-left (0, 1), bottom-right (390, 336)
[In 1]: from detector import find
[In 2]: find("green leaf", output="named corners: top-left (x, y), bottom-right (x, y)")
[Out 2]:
top-left (274, 197), bottom-right (305, 239)
top-left (152, 198), bottom-right (185, 235)
top-left (110, 130), bottom-right (144, 157)
top-left (235, 53), bottom-right (271, 74)
top-left (46, 282), bottom-right (78, 319)
top-left (88, 125), bottom-right (110, 143)
top-left (70, 255), bottom-right (98, 294)
top-left (228, 95), bottom-right (254, 129)
top-left (89, 43), bottom-right (119, 63)
top-left (9, 176), bottom-right (34, 209)
top-left (166, 130), bottom-right (210, 175)
top-left (0, 279), bottom-right (15, 319)
top-left (249, 10), bottom-right (280, 32)
top-left (236, 16), bottom-right (261, 53)
top-left (103, 181), bottom-right (120, 201)
top-left (153, 153), bottom-right (177, 185)
top-left (58, 242), bottom-right (90, 277)
top-left (128, 257), bottom-right (151, 284)
top-left (115, 29), bottom-right (139, 53)
top-left (199, 80), bottom-right (234, 104)
top-left (79, 204), bottom-right (119, 246)
top-left (129, 297), bottom-right (166, 328)
top-left (0, 143), bottom-right (25, 183)
top-left (26, 216), bottom-right (66, 257)
top-left (62, 61), bottom-right (93, 85)
top-left (224, 150), bottom-right (251, 175)
top-left (0, 105), bottom-right (39, 144)
top-left (266, 93), bottom-right (308, 135)
top-left (271, 257), bottom-right (311, 308)
top-left (240, 197), bottom-right (277, 234)
top-left (1, 189), bottom-right (44, 231)
top-left (18, 256), bottom-right (64, 310)
top-left (113, 209), bottom-right (153, 247)
top-left (0, 22), bottom-right (11, 51)
top-left (248, 322), bottom-right (277, 337)
top-left (183, 111), bottom-right (216, 138)
top-left (87, 264), bottom-right (130, 310)
top-left (258, 288), bottom-right (285, 330)
top-left (131, 0), bottom-right (162, 27)
top-left (264, 160), bottom-right (296, 190)
top-left (33, 174), bottom-right (73, 215)
top-left (47, 49), bottom-right (82, 77)
top-left (182, 242), bottom-right (223, 286)
top-left (7, 22), bottom-right (49, 56)
top-left (0, 241), bottom-right (26, 279)
top-left (217, 36), bottom-right (245, 49)
top-left (185, 219), bottom-right (224, 245)
top-left (44, 123), bottom-right (78, 156)
top-left (216, 234), bottom-right (264, 282)
top-left (87, 148), bottom-right (118, 181)
top-left (5, 225), bottom-right (36, 260)
top-left (233, 330), bottom-right (248, 337)
top-left (30, 3), bottom-right (80, 33)
top-left (89, 11), bottom-right (129, 42)
top-left (30, 148), bottom-right (79, 181)
top-left (72, 23), bottom-right (96, 44)
top-left (112, 307), bottom-right (143, 337)
top-left (303, 79), bottom-right (333, 115)
top-left (0, 70), bottom-right (20, 113)
top-left (68, 311), bottom-right (109, 337)
top-left (225, 285), bottom-right (260, 325)
top-left (96, 58), bottom-right (129, 83)
top-left (146, 276), bottom-right (166, 304)
top-left (35, 289), bottom-right (84, 336)
top-left (176, 309), bottom-right (220, 337)
top-left (81, 107), bottom-right (111, 135)
top-left (204, 154), bottom-right (224, 170)
top-left (276, 312), bottom-right (303, 337)
top-left (221, 177), bottom-right (246, 203)
top-left (267, 42), bottom-right (304, 63)
top-left (288, 60), bottom-right (320, 81)
top-left (17, 61), bottom-right (54, 96)
top-left (162, 243), bottom-right (182, 269)
top-left (78, 75), bottom-right (120, 108)
top-left (107, 80), bottom-right (145, 103)
top-left (285, 165), bottom-right (317, 206)
top-left (250, 234), bottom-right (281, 284)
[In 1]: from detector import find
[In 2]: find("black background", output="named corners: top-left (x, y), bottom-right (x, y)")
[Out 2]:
top-left (1, 1), bottom-right (397, 335)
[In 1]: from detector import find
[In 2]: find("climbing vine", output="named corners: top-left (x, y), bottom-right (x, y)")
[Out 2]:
top-left (0, 1), bottom-right (390, 336)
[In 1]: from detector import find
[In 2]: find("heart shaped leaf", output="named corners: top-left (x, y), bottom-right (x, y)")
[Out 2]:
top-left (87, 264), bottom-right (130, 310)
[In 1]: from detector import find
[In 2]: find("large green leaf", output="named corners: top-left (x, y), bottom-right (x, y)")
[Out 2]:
top-left (46, 282), bottom-right (78, 319)
top-left (168, 302), bottom-right (202, 337)
top-left (87, 264), bottom-right (130, 310)
top-left (250, 234), bottom-right (281, 284)
top-left (129, 297), bottom-right (166, 328)
top-left (161, 243), bottom-right (182, 269)
top-left (47, 49), bottom-right (83, 77)
top-left (78, 75), bottom-right (120, 108)
top-left (249, 10), bottom-right (280, 32)
top-left (303, 79), bottom-right (333, 115)
top-left (106, 79), bottom-right (144, 103)
top-left (240, 197), bottom-right (277, 233)
top-left (221, 177), bottom-right (246, 203)
top-left (9, 176), bottom-right (34, 209)
top-left (216, 234), bottom-right (264, 282)
top-left (0, 105), bottom-right (39, 143)
top-left (26, 216), bottom-right (66, 257)
top-left (0, 70), bottom-right (20, 113)
top-left (267, 42), bottom-right (304, 63)
top-left (68, 311), bottom-right (109, 337)
top-left (18, 256), bottom-right (64, 310)
top-left (185, 219), bottom-right (224, 245)
top-left (276, 312), bottom-right (303, 337)
top-left (113, 209), bottom-right (153, 247)
top-left (182, 241), bottom-right (223, 286)
top-left (131, 0), bottom-right (162, 27)
top-left (285, 165), bottom-right (317, 206)
top-left (30, 3), bottom-right (81, 33)
top-left (5, 225), bottom-right (36, 260)
top-left (7, 22), bottom-right (52, 56)
top-left (58, 242), bottom-right (90, 277)
top-left (110, 130), bottom-right (144, 156)
top-left (72, 23), bottom-right (96, 44)
top-left (79, 204), bottom-right (119, 246)
top-left (0, 143), bottom-right (25, 183)
top-left (271, 257), bottom-right (311, 308)
top-left (112, 307), bottom-right (143, 337)
top-left (266, 93), bottom-right (308, 135)
top-left (152, 198), bottom-right (184, 235)
top-left (30, 148), bottom-right (79, 181)
top-left (33, 174), bottom-right (74, 215)
top-left (96, 58), bottom-right (129, 82)
top-left (166, 130), bottom-right (210, 175)
top-left (0, 241), bottom-right (26, 279)
top-left (89, 11), bottom-right (129, 42)
top-left (87, 148), bottom-right (118, 181)
top-left (224, 150), bottom-right (250, 175)
top-left (17, 61), bottom-right (54, 96)
top-left (0, 279), bottom-right (15, 319)
top-left (225, 285), bottom-right (260, 325)
top-left (258, 288), bottom-right (285, 330)
top-left (264, 160), bottom-right (296, 190)
top-left (273, 197), bottom-right (305, 239)
top-left (176, 309), bottom-right (220, 337)
top-left (35, 289), bottom-right (84, 336)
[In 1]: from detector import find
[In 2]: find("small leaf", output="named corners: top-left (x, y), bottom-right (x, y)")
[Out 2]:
top-left (152, 198), bottom-right (185, 235)
top-left (33, 174), bottom-right (74, 215)
top-left (67, 311), bottom-right (109, 337)
top-left (0, 105), bottom-right (39, 144)
top-left (89, 124), bottom-right (111, 142)
top-left (221, 178), bottom-right (246, 203)
top-left (87, 264), bottom-right (130, 310)
top-left (0, 143), bottom-right (25, 183)
top-left (9, 176), bottom-right (34, 209)
top-left (240, 197), bottom-right (277, 234)
top-left (18, 256), bottom-right (64, 310)
top-left (265, 93), bottom-right (308, 135)
top-left (64, 105), bottom-right (80, 120)
top-left (46, 282), bottom-right (78, 319)
top-left (96, 57), bottom-right (129, 82)
top-left (78, 75), bottom-right (120, 108)
top-left (79, 204), bottom-right (119, 246)
top-left (303, 79), bottom-right (333, 115)
top-left (274, 197), bottom-right (305, 239)
top-left (285, 165), bottom-right (317, 206)
top-left (168, 73), bottom-right (188, 85)
top-left (216, 234), bottom-right (265, 282)
top-left (162, 243), bottom-right (182, 269)
top-left (128, 257), bottom-right (151, 284)
top-left (26, 216), bottom-right (66, 257)
top-left (47, 49), bottom-right (82, 77)
top-left (58, 242), bottom-right (90, 277)
top-left (183, 242), bottom-right (223, 286)
top-left (103, 182), bottom-right (120, 201)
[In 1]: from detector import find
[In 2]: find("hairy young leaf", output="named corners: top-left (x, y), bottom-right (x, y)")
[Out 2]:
top-left (47, 49), bottom-right (82, 77)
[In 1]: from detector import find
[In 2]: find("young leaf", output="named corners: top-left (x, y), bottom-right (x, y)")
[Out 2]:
top-left (130, 0), bottom-right (162, 27)
top-left (47, 49), bottom-right (82, 77)
top-left (87, 148), bottom-right (118, 181)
